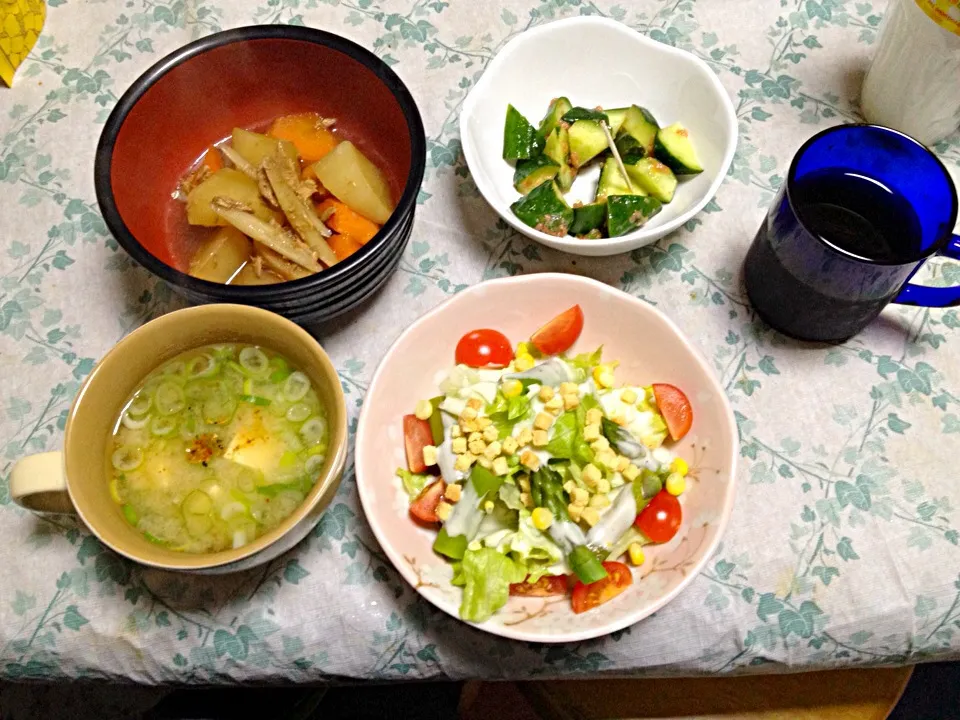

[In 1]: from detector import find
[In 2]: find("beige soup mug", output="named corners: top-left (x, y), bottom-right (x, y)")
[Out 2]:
top-left (10, 304), bottom-right (347, 573)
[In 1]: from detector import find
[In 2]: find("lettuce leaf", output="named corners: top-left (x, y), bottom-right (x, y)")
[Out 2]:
top-left (459, 547), bottom-right (527, 622)
top-left (395, 467), bottom-right (429, 499)
top-left (545, 411), bottom-right (594, 467)
top-left (487, 390), bottom-right (532, 439)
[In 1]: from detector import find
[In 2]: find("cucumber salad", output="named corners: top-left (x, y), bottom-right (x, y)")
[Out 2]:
top-left (503, 98), bottom-right (703, 239)
top-left (396, 306), bottom-right (695, 621)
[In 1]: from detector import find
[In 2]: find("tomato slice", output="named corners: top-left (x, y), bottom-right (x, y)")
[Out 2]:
top-left (403, 414), bottom-right (434, 474)
top-left (652, 383), bottom-right (693, 441)
top-left (635, 490), bottom-right (682, 543)
top-left (455, 329), bottom-right (514, 368)
top-left (510, 574), bottom-right (570, 597)
top-left (530, 305), bottom-right (584, 356)
top-left (570, 562), bottom-right (632, 614)
top-left (409, 479), bottom-right (446, 524)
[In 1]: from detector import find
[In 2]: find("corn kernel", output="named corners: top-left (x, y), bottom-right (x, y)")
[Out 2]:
top-left (502, 436), bottom-right (519, 455)
top-left (532, 429), bottom-right (549, 447)
top-left (468, 439), bottom-right (487, 455)
top-left (581, 464), bottom-right (601, 487)
top-left (517, 428), bottom-right (533, 447)
top-left (596, 478), bottom-right (611, 494)
top-left (617, 456), bottom-right (630, 473)
top-left (436, 501), bottom-right (453, 522)
top-left (623, 464), bottom-right (640, 481)
top-left (620, 388), bottom-right (638, 405)
top-left (666, 472), bottom-right (686, 496)
top-left (477, 456), bottom-right (492, 470)
top-left (534, 412), bottom-right (554, 431)
top-left (544, 395), bottom-right (564, 414)
top-left (538, 385), bottom-right (555, 402)
top-left (516, 341), bottom-right (536, 357)
top-left (422, 445), bottom-right (438, 467)
top-left (445, 483), bottom-right (462, 502)
top-left (671, 457), bottom-right (689, 476)
top-left (484, 500), bottom-right (495, 513)
top-left (514, 353), bottom-right (535, 371)
top-left (563, 480), bottom-right (576, 494)
top-left (589, 493), bottom-right (611, 509)
top-left (518, 475), bottom-right (531, 492)
top-left (581, 507), bottom-right (600, 527)
top-left (483, 425), bottom-right (499, 443)
top-left (493, 456), bottom-right (510, 476)
top-left (585, 408), bottom-right (603, 426)
top-left (520, 450), bottom-right (540, 470)
top-left (560, 382), bottom-right (579, 396)
top-left (531, 507), bottom-right (554, 531)
top-left (454, 453), bottom-right (476, 472)
top-left (466, 397), bottom-right (483, 410)
top-left (593, 364), bottom-right (615, 388)
top-left (414, 399), bottom-right (434, 420)
top-left (583, 423), bottom-right (601, 442)
top-left (571, 487), bottom-right (589, 506)
top-left (520, 492), bottom-right (533, 508)
top-left (460, 406), bottom-right (478, 421)
top-left (450, 425), bottom-right (462, 439)
top-left (476, 416), bottom-right (493, 430)
top-left (452, 437), bottom-right (467, 454)
top-left (563, 393), bottom-right (580, 410)
top-left (628, 543), bottom-right (646, 566)
top-left (484, 441), bottom-right (502, 460)
top-left (502, 379), bottom-right (524, 398)
top-left (567, 503), bottom-right (583, 522)
top-left (591, 437), bottom-right (610, 453)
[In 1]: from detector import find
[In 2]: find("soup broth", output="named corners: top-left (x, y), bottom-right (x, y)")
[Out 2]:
top-left (108, 344), bottom-right (328, 553)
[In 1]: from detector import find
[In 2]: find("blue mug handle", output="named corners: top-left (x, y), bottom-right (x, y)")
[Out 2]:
top-left (895, 235), bottom-right (960, 307)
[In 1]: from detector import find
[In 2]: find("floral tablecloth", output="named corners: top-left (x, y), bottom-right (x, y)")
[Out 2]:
top-left (2, 0), bottom-right (960, 708)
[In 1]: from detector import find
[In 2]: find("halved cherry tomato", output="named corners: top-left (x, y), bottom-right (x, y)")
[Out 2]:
top-left (455, 329), bottom-right (514, 368)
top-left (409, 480), bottom-right (446, 524)
top-left (570, 562), bottom-right (632, 614)
top-left (635, 490), bottom-right (682, 543)
top-left (530, 305), bottom-right (584, 356)
top-left (403, 414), bottom-right (434, 474)
top-left (510, 574), bottom-right (570, 597)
top-left (652, 383), bottom-right (693, 441)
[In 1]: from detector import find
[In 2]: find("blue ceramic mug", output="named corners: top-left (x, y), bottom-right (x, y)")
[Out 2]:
top-left (744, 124), bottom-right (960, 343)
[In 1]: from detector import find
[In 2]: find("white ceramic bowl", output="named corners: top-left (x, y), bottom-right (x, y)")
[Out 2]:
top-left (460, 17), bottom-right (737, 257)
top-left (355, 273), bottom-right (738, 642)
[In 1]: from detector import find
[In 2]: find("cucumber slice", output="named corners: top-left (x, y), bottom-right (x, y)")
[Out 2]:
top-left (614, 105), bottom-right (660, 163)
top-left (568, 120), bottom-right (609, 168)
top-left (597, 157), bottom-right (647, 200)
top-left (561, 107), bottom-right (609, 124)
top-left (625, 157), bottom-right (678, 203)
top-left (539, 96), bottom-right (573, 137)
top-left (607, 195), bottom-right (662, 237)
top-left (605, 107), bottom-right (630, 136)
top-left (510, 180), bottom-right (573, 237)
top-left (514, 155), bottom-right (560, 195)
top-left (654, 123), bottom-right (703, 175)
top-left (545, 127), bottom-right (577, 192)
top-left (503, 104), bottom-right (544, 160)
top-left (570, 202), bottom-right (607, 235)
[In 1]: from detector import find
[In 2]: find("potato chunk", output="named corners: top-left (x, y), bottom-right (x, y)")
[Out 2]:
top-left (188, 227), bottom-right (251, 283)
top-left (311, 141), bottom-right (394, 224)
top-left (186, 168), bottom-right (276, 226)
top-left (231, 128), bottom-right (299, 168)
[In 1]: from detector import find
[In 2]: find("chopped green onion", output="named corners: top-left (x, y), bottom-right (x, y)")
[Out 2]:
top-left (126, 393), bottom-right (152, 417)
top-left (286, 403), bottom-right (313, 423)
top-left (299, 416), bottom-right (327, 445)
top-left (154, 382), bottom-right (185, 416)
top-left (239, 394), bottom-right (271, 406)
top-left (150, 416), bottom-right (177, 436)
top-left (239, 347), bottom-right (270, 376)
top-left (269, 369), bottom-right (292, 383)
top-left (142, 531), bottom-right (168, 546)
top-left (111, 446), bottom-right (143, 472)
top-left (243, 378), bottom-right (254, 396)
top-left (283, 371), bottom-right (311, 402)
top-left (569, 544), bottom-right (608, 584)
top-left (433, 527), bottom-right (467, 560)
top-left (122, 504), bottom-right (139, 526)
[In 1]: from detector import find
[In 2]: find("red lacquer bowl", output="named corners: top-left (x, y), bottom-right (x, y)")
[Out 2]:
top-left (94, 26), bottom-right (425, 325)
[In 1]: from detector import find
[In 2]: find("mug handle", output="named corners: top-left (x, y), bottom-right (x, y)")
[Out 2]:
top-left (894, 235), bottom-right (960, 307)
top-left (10, 452), bottom-right (76, 513)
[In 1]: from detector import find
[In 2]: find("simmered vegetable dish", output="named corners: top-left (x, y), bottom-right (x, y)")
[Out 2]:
top-left (503, 99), bottom-right (703, 239)
top-left (178, 113), bottom-right (396, 285)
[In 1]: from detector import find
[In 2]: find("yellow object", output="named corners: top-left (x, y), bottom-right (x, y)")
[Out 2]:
top-left (671, 457), bottom-right (689, 476)
top-left (482, 425), bottom-right (499, 443)
top-left (421, 445), bottom-right (438, 467)
top-left (562, 393), bottom-right (580, 410)
top-left (435, 501), bottom-right (452, 522)
top-left (414, 399), bottom-right (433, 420)
top-left (628, 542), bottom-right (646, 566)
top-left (444, 483), bottom-right (461, 502)
top-left (581, 464), bottom-right (601, 488)
top-left (514, 353), bottom-right (535, 371)
top-left (916, 0), bottom-right (960, 36)
top-left (538, 385), bottom-right (555, 402)
top-left (492, 457), bottom-right (509, 476)
top-left (501, 436), bottom-right (518, 455)
top-left (533, 412), bottom-right (554, 430)
top-left (593, 364), bottom-right (615, 388)
top-left (0, 0), bottom-right (45, 87)
top-left (620, 388), bottom-right (638, 405)
top-left (501, 379), bottom-right (523, 398)
top-left (666, 472), bottom-right (686, 496)
top-left (483, 500), bottom-right (495, 513)
top-left (623, 464), bottom-right (640, 481)
top-left (581, 507), bottom-right (600, 527)
top-left (452, 437), bottom-right (467, 454)
top-left (531, 507), bottom-right (554, 530)
top-left (589, 493), bottom-right (611, 509)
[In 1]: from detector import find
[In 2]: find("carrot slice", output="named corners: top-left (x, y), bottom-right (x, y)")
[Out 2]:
top-left (327, 233), bottom-right (364, 261)
top-left (202, 145), bottom-right (222, 172)
top-left (268, 113), bottom-right (339, 163)
top-left (316, 198), bottom-right (381, 245)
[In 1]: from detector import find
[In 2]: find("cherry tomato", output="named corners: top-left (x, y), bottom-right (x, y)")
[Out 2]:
top-left (510, 574), bottom-right (570, 597)
top-left (652, 383), bottom-right (693, 442)
top-left (530, 305), bottom-right (584, 356)
top-left (403, 414), bottom-right (435, 474)
top-left (635, 490), bottom-right (682, 543)
top-left (455, 329), bottom-right (514, 368)
top-left (570, 562), bottom-right (632, 614)
top-left (409, 480), bottom-right (446, 524)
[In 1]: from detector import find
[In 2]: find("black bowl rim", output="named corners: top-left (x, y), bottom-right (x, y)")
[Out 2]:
top-left (94, 25), bottom-right (426, 301)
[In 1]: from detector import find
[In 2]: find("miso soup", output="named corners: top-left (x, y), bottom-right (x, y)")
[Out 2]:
top-left (108, 344), bottom-right (328, 553)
